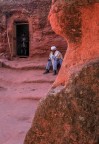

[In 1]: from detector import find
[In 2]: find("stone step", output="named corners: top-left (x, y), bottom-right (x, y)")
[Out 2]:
top-left (0, 58), bottom-right (47, 70)
top-left (2, 62), bottom-right (45, 70)
top-left (0, 78), bottom-right (54, 84)
top-left (0, 67), bottom-right (56, 85)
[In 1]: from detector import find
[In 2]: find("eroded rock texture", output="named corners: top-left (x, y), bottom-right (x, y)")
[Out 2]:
top-left (49, 0), bottom-right (99, 87)
top-left (24, 60), bottom-right (99, 144)
top-left (0, 0), bottom-right (66, 57)
top-left (24, 0), bottom-right (99, 143)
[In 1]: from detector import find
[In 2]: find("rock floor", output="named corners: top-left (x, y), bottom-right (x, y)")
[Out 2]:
top-left (0, 57), bottom-right (56, 144)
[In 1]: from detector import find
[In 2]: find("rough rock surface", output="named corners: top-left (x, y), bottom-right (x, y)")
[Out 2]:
top-left (49, 0), bottom-right (99, 87)
top-left (24, 1), bottom-right (99, 144)
top-left (24, 60), bottom-right (99, 144)
top-left (0, 0), bottom-right (66, 57)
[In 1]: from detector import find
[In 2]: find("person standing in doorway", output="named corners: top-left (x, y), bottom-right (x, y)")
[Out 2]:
top-left (21, 33), bottom-right (27, 55)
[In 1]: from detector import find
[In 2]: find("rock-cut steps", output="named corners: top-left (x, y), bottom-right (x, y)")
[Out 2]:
top-left (0, 57), bottom-right (56, 100)
top-left (0, 57), bottom-right (56, 144)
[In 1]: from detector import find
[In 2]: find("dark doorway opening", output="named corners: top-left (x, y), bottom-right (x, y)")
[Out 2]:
top-left (15, 22), bottom-right (29, 57)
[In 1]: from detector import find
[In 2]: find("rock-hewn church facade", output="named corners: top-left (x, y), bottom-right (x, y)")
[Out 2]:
top-left (0, 0), bottom-right (66, 58)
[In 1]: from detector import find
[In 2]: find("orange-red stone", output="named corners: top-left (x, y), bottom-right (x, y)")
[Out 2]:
top-left (48, 1), bottom-right (99, 87)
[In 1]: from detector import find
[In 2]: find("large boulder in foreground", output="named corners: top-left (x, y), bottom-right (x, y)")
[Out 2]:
top-left (24, 60), bottom-right (99, 144)
top-left (24, 1), bottom-right (99, 144)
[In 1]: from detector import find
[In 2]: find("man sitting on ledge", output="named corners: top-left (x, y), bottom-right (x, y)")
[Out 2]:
top-left (43, 46), bottom-right (63, 75)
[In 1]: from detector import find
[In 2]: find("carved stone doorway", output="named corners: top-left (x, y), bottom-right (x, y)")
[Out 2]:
top-left (14, 22), bottom-right (29, 57)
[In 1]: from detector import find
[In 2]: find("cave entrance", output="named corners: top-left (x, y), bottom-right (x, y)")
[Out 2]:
top-left (14, 22), bottom-right (29, 57)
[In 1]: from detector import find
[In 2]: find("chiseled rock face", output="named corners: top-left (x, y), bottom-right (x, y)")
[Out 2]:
top-left (24, 1), bottom-right (99, 144)
top-left (0, 0), bottom-right (66, 57)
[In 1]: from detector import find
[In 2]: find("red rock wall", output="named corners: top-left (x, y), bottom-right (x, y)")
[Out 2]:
top-left (24, 1), bottom-right (99, 144)
top-left (0, 0), bottom-right (66, 57)
top-left (0, 13), bottom-right (7, 53)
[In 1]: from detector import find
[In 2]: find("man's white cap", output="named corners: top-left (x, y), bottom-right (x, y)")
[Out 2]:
top-left (51, 46), bottom-right (57, 51)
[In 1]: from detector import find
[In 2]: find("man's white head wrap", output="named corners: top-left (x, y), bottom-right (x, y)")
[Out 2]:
top-left (51, 46), bottom-right (57, 51)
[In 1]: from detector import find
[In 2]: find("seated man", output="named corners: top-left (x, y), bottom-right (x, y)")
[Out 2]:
top-left (44, 46), bottom-right (63, 75)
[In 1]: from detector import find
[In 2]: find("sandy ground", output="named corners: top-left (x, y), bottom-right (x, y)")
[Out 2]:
top-left (0, 58), bottom-right (56, 144)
